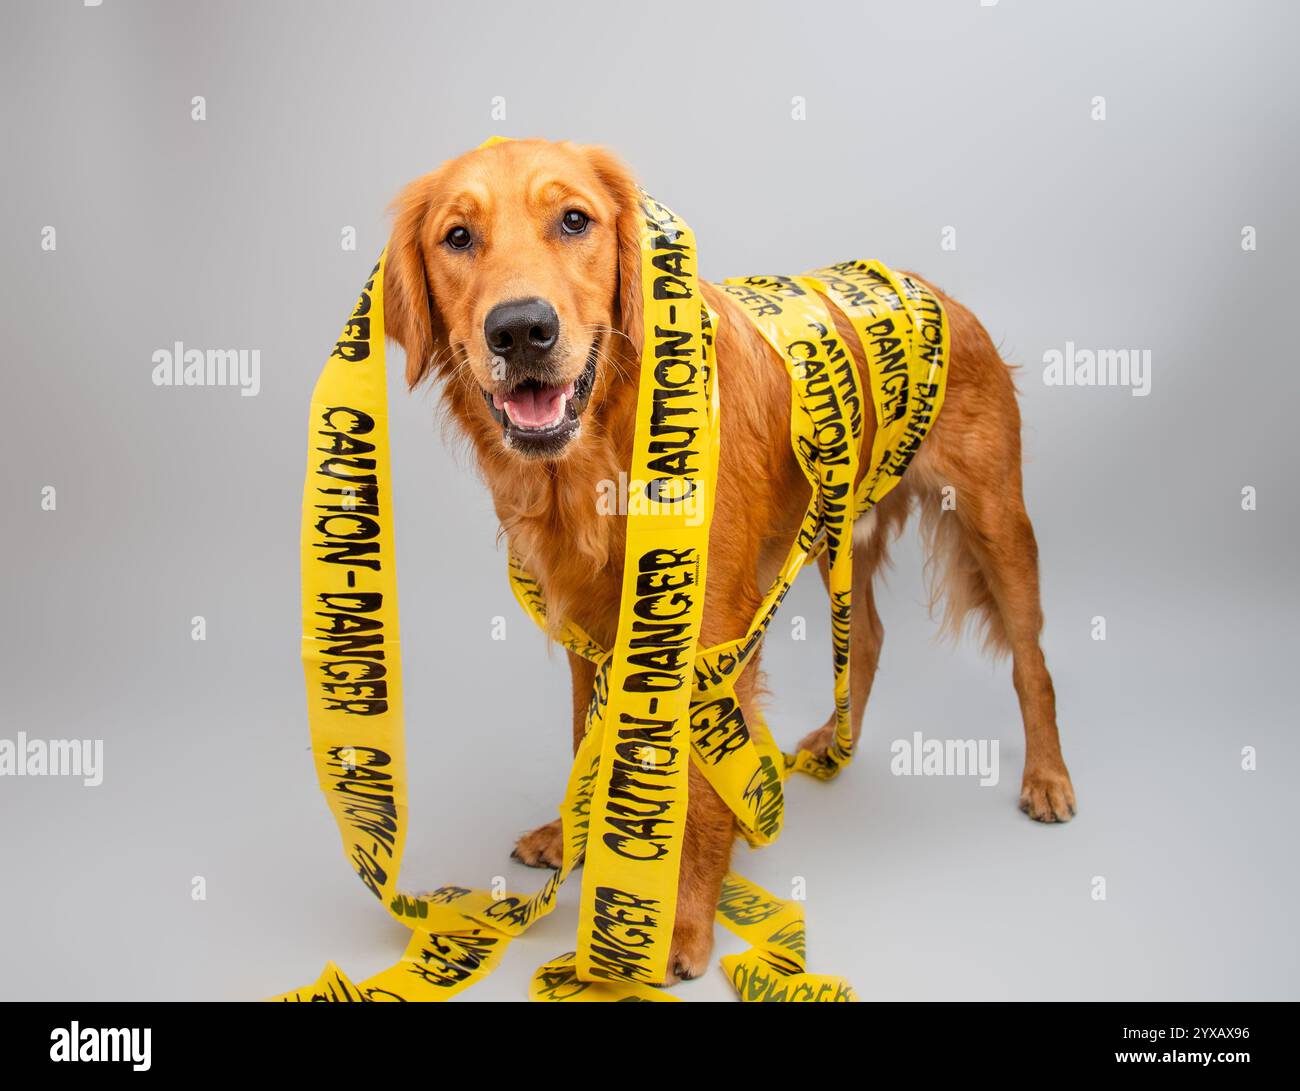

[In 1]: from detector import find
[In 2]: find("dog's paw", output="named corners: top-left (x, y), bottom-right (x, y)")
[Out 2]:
top-left (510, 818), bottom-right (564, 869)
top-left (795, 714), bottom-right (836, 757)
top-left (663, 912), bottom-right (714, 986)
top-left (1019, 764), bottom-right (1077, 823)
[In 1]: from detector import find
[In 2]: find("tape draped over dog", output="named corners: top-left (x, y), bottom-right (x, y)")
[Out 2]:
top-left (278, 160), bottom-right (949, 1002)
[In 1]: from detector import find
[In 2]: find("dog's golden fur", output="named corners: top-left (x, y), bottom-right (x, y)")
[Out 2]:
top-left (385, 139), bottom-right (1076, 983)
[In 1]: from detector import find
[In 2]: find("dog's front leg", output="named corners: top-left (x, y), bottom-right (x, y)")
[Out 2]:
top-left (509, 645), bottom-right (735, 985)
top-left (510, 649), bottom-right (596, 869)
top-left (665, 763), bottom-right (734, 983)
top-left (665, 586), bottom-right (765, 982)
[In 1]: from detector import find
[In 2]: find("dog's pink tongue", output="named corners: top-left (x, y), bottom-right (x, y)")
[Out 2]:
top-left (503, 382), bottom-right (572, 428)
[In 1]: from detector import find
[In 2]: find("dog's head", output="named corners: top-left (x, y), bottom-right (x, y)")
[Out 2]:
top-left (385, 139), bottom-right (642, 460)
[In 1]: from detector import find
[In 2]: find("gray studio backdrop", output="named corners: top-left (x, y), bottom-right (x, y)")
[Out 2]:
top-left (2, 0), bottom-right (1296, 1001)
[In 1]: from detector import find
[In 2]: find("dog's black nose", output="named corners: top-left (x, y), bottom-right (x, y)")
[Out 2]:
top-left (484, 298), bottom-right (560, 364)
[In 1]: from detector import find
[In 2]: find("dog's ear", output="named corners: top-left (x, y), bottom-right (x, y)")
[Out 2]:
top-left (582, 146), bottom-right (644, 354)
top-left (385, 174), bottom-right (446, 388)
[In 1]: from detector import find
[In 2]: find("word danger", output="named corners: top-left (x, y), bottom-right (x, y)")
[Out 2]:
top-left (50, 1023), bottom-right (151, 1071)
top-left (0, 732), bottom-right (102, 786)
top-left (1042, 341), bottom-right (1151, 397)
top-left (602, 546), bottom-right (697, 864)
top-left (151, 341), bottom-right (261, 396)
top-left (588, 886), bottom-right (665, 982)
top-left (890, 731), bottom-right (998, 786)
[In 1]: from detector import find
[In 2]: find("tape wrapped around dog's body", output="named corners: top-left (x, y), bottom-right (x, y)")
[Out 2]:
top-left (277, 170), bottom-right (949, 1002)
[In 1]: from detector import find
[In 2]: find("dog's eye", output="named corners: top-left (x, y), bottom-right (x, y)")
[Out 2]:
top-left (445, 226), bottom-right (472, 250)
top-left (560, 209), bottom-right (590, 235)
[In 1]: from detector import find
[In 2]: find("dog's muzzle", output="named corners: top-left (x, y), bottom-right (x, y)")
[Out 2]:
top-left (482, 338), bottom-right (599, 457)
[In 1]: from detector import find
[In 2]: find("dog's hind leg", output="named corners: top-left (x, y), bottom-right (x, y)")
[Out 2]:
top-left (923, 462), bottom-right (1075, 822)
top-left (910, 329), bottom-right (1076, 822)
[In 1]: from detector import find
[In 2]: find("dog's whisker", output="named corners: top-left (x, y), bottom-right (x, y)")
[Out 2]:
top-left (590, 350), bottom-right (627, 389)
top-left (425, 337), bottom-right (468, 378)
top-left (580, 329), bottom-right (633, 387)
top-left (582, 323), bottom-right (634, 347)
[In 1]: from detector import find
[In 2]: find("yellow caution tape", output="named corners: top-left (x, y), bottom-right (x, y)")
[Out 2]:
top-left (279, 145), bottom-right (948, 1003)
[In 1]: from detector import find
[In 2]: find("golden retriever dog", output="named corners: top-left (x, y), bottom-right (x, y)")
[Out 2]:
top-left (384, 138), bottom-right (1076, 982)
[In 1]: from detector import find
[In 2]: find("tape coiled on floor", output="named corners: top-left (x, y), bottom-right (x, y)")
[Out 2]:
top-left (277, 153), bottom-right (948, 1003)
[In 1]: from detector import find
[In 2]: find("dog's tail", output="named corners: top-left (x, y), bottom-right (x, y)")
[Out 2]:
top-left (914, 484), bottom-right (1012, 660)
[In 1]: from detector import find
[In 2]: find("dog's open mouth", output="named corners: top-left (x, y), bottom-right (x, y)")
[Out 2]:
top-left (482, 341), bottom-right (598, 456)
